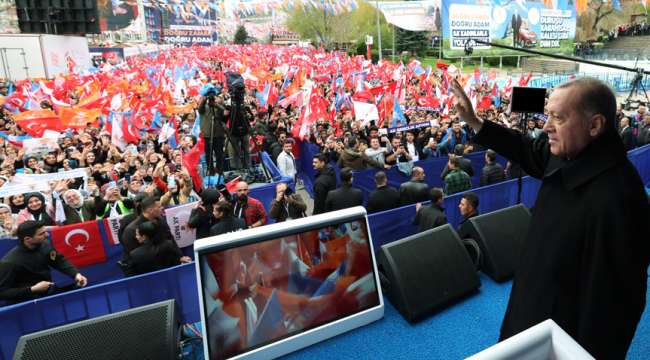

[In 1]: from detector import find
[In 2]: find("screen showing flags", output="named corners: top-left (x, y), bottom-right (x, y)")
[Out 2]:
top-left (199, 219), bottom-right (380, 360)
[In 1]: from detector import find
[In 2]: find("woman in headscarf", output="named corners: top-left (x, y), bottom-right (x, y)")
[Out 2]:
top-left (0, 203), bottom-right (17, 238)
top-left (16, 193), bottom-right (55, 227)
top-left (7, 194), bottom-right (26, 214)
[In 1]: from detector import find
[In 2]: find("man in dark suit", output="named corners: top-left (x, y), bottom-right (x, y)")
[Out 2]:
top-left (312, 153), bottom-right (337, 215)
top-left (619, 117), bottom-right (636, 151)
top-left (637, 113), bottom-right (650, 146)
top-left (413, 188), bottom-right (447, 232)
top-left (440, 144), bottom-right (474, 180)
top-left (325, 167), bottom-right (363, 212)
top-left (480, 149), bottom-right (506, 186)
top-left (367, 171), bottom-right (400, 214)
top-left (399, 166), bottom-right (430, 205)
top-left (452, 77), bottom-right (649, 359)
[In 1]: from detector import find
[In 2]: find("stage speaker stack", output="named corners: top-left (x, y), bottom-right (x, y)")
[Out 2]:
top-left (15, 0), bottom-right (100, 35)
top-left (377, 224), bottom-right (481, 322)
top-left (458, 204), bottom-right (531, 282)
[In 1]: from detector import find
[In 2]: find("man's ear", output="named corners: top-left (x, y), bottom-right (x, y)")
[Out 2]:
top-left (589, 114), bottom-right (607, 137)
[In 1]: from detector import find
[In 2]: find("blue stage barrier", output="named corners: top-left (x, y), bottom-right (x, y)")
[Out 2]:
top-left (0, 263), bottom-right (199, 360)
top-left (628, 144), bottom-right (650, 185)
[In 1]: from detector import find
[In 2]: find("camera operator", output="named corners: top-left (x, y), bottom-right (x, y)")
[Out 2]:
top-left (227, 96), bottom-right (253, 171)
top-left (198, 86), bottom-right (227, 175)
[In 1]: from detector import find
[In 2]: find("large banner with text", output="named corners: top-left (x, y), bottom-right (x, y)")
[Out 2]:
top-left (441, 0), bottom-right (576, 57)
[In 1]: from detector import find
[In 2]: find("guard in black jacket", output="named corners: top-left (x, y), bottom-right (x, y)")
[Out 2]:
top-left (452, 77), bottom-right (650, 359)
top-left (367, 171), bottom-right (400, 214)
top-left (312, 153), bottom-right (337, 215)
top-left (0, 221), bottom-right (88, 303)
top-left (399, 166), bottom-right (430, 205)
top-left (129, 221), bottom-right (190, 275)
top-left (325, 168), bottom-right (363, 212)
top-left (210, 200), bottom-right (246, 236)
top-left (187, 189), bottom-right (220, 240)
top-left (413, 188), bottom-right (447, 232)
top-left (480, 149), bottom-right (506, 186)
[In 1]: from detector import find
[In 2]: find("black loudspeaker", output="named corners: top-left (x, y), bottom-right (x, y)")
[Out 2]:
top-left (458, 204), bottom-right (531, 282)
top-left (378, 224), bottom-right (481, 322)
top-left (13, 300), bottom-right (179, 360)
top-left (15, 0), bottom-right (99, 34)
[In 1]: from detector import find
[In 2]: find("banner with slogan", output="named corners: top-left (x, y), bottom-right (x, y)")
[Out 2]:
top-left (164, 201), bottom-right (198, 248)
top-left (373, 0), bottom-right (441, 32)
top-left (441, 0), bottom-right (576, 57)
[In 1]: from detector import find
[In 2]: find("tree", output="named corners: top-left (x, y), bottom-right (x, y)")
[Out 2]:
top-left (395, 27), bottom-right (430, 57)
top-left (234, 25), bottom-right (248, 44)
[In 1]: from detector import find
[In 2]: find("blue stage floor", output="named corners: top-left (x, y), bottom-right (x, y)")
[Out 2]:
top-left (285, 272), bottom-right (650, 359)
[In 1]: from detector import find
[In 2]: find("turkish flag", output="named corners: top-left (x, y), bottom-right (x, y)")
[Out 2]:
top-left (13, 109), bottom-right (62, 137)
top-left (51, 220), bottom-right (107, 267)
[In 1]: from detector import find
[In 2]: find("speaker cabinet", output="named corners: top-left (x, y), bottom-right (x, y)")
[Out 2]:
top-left (378, 224), bottom-right (481, 322)
top-left (15, 0), bottom-right (99, 34)
top-left (458, 204), bottom-right (531, 282)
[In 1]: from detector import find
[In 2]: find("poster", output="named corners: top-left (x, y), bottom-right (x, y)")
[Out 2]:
top-left (373, 0), bottom-right (441, 32)
top-left (441, 0), bottom-right (577, 57)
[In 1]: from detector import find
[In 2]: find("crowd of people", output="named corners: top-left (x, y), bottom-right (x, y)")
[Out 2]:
top-left (0, 44), bottom-right (648, 306)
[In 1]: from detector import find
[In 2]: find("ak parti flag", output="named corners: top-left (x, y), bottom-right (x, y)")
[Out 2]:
top-left (59, 107), bottom-right (101, 128)
top-left (50, 220), bottom-right (107, 267)
top-left (182, 136), bottom-right (205, 192)
top-left (13, 109), bottom-right (62, 137)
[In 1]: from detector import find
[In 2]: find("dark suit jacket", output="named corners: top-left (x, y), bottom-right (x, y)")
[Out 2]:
top-left (367, 185), bottom-right (400, 214)
top-left (325, 184), bottom-right (363, 212)
top-left (413, 204), bottom-right (447, 232)
top-left (399, 180), bottom-right (429, 205)
top-left (620, 126), bottom-right (635, 151)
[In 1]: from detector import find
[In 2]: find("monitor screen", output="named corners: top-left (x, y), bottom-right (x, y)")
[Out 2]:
top-left (197, 212), bottom-right (381, 360)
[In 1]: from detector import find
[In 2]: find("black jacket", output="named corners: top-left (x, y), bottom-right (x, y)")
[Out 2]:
top-left (440, 156), bottom-right (474, 180)
top-left (620, 126), bottom-right (636, 151)
top-left (480, 162), bottom-right (506, 186)
top-left (325, 184), bottom-right (363, 212)
top-left (399, 180), bottom-right (429, 205)
top-left (367, 185), bottom-right (400, 214)
top-left (188, 207), bottom-right (217, 240)
top-left (313, 164), bottom-right (337, 215)
top-left (413, 204), bottom-right (447, 233)
top-left (269, 194), bottom-right (307, 222)
top-left (121, 216), bottom-right (175, 259)
top-left (637, 123), bottom-right (650, 146)
top-left (129, 240), bottom-right (182, 275)
top-left (475, 120), bottom-right (650, 359)
top-left (209, 216), bottom-right (246, 236)
top-left (0, 242), bottom-right (78, 302)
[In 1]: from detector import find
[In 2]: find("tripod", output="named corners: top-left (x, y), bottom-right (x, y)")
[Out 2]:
top-left (623, 68), bottom-right (649, 110)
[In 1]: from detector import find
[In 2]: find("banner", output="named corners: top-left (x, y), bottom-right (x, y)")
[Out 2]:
top-left (164, 201), bottom-right (198, 248)
top-left (441, 0), bottom-right (577, 57)
top-left (103, 215), bottom-right (124, 246)
top-left (0, 182), bottom-right (50, 198)
top-left (380, 121), bottom-right (434, 135)
top-left (374, 0), bottom-right (441, 32)
top-left (12, 168), bottom-right (88, 184)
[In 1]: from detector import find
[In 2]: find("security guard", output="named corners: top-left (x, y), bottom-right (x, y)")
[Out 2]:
top-left (0, 221), bottom-right (88, 303)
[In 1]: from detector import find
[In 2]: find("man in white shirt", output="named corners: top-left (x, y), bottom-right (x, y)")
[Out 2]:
top-left (365, 137), bottom-right (387, 165)
top-left (276, 140), bottom-right (297, 180)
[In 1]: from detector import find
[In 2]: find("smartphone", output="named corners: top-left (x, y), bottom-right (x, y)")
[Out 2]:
top-left (510, 87), bottom-right (546, 114)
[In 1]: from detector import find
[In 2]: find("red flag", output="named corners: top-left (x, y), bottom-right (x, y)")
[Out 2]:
top-left (225, 176), bottom-right (241, 193)
top-left (416, 96), bottom-right (441, 108)
top-left (182, 136), bottom-right (205, 192)
top-left (13, 109), bottom-right (62, 137)
top-left (122, 115), bottom-right (141, 144)
top-left (368, 82), bottom-right (397, 96)
top-left (51, 220), bottom-right (107, 267)
top-left (477, 95), bottom-right (493, 110)
top-left (519, 71), bottom-right (533, 86)
top-left (491, 83), bottom-right (498, 96)
top-left (351, 89), bottom-right (375, 103)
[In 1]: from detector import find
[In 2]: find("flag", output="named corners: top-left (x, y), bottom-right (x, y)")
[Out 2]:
top-left (13, 109), bottom-right (61, 137)
top-left (249, 289), bottom-right (283, 347)
top-left (182, 136), bottom-right (205, 191)
top-left (391, 96), bottom-right (406, 127)
top-left (0, 132), bottom-right (30, 147)
top-left (59, 107), bottom-right (101, 128)
top-left (519, 72), bottom-right (533, 87)
top-left (50, 220), bottom-right (107, 267)
top-left (256, 82), bottom-right (271, 109)
top-left (225, 176), bottom-right (241, 193)
top-left (110, 112), bottom-right (127, 150)
top-left (103, 215), bottom-right (124, 246)
top-left (353, 101), bottom-right (379, 126)
top-left (164, 201), bottom-right (198, 248)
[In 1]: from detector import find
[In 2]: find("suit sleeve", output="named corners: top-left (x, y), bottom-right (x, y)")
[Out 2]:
top-left (46, 244), bottom-right (79, 278)
top-left (576, 186), bottom-right (650, 358)
top-left (474, 120), bottom-right (550, 179)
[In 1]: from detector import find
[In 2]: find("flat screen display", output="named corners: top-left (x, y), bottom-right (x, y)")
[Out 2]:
top-left (198, 218), bottom-right (380, 360)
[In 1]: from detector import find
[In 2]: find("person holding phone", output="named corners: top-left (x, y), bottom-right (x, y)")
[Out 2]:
top-left (269, 182), bottom-right (306, 222)
top-left (451, 77), bottom-right (649, 359)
